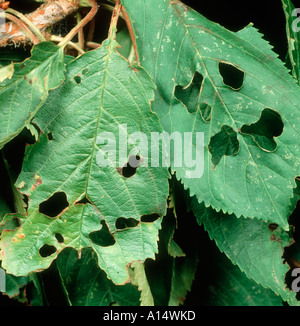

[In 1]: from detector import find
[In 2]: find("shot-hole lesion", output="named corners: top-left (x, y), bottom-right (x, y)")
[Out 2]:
top-left (174, 71), bottom-right (204, 114)
top-left (39, 244), bottom-right (57, 258)
top-left (115, 217), bottom-right (139, 230)
top-left (218, 61), bottom-right (245, 90)
top-left (47, 132), bottom-right (54, 141)
top-left (89, 220), bottom-right (116, 247)
top-left (117, 155), bottom-right (142, 178)
top-left (74, 195), bottom-right (92, 205)
top-left (38, 192), bottom-right (69, 218)
top-left (208, 125), bottom-right (240, 167)
top-left (55, 233), bottom-right (64, 244)
top-left (141, 213), bottom-right (160, 223)
top-left (72, 75), bottom-right (82, 85)
top-left (240, 108), bottom-right (284, 152)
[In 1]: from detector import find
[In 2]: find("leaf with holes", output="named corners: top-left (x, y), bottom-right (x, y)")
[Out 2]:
top-left (0, 205), bottom-right (163, 283)
top-left (122, 0), bottom-right (300, 230)
top-left (0, 42), bottom-right (65, 149)
top-left (0, 31), bottom-right (169, 284)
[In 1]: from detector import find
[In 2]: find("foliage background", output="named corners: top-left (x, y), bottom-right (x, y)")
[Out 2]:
top-left (0, 0), bottom-right (299, 306)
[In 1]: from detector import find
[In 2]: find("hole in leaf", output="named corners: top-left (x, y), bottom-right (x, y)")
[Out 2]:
top-left (240, 108), bottom-right (284, 152)
top-left (219, 62), bottom-right (244, 90)
top-left (81, 68), bottom-right (89, 75)
top-left (121, 155), bottom-right (141, 178)
top-left (199, 103), bottom-right (212, 122)
top-left (55, 233), bottom-right (64, 243)
top-left (47, 132), bottom-right (53, 141)
top-left (128, 155), bottom-right (141, 168)
top-left (73, 75), bottom-right (81, 85)
top-left (39, 244), bottom-right (57, 258)
top-left (115, 217), bottom-right (139, 230)
top-left (268, 223), bottom-right (279, 232)
top-left (141, 213), bottom-right (160, 223)
top-left (75, 195), bottom-right (92, 205)
top-left (39, 192), bottom-right (69, 218)
top-left (175, 72), bottom-right (204, 113)
top-left (89, 220), bottom-right (116, 247)
top-left (0, 216), bottom-right (20, 231)
top-left (208, 125), bottom-right (240, 166)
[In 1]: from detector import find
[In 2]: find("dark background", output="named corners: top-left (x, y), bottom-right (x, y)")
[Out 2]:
top-left (8, 0), bottom-right (289, 61)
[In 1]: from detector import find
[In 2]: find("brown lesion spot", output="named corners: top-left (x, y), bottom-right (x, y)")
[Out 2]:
top-left (31, 175), bottom-right (43, 192)
top-left (270, 233), bottom-right (281, 243)
top-left (268, 223), bottom-right (279, 232)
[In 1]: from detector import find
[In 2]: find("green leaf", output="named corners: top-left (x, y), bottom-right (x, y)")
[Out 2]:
top-left (144, 212), bottom-right (177, 305)
top-left (0, 42), bottom-right (65, 149)
top-left (0, 260), bottom-right (29, 301)
top-left (0, 35), bottom-right (169, 285)
top-left (144, 210), bottom-right (198, 306)
top-left (0, 197), bottom-right (163, 285)
top-left (122, 0), bottom-right (300, 230)
top-left (116, 28), bottom-right (133, 60)
top-left (168, 254), bottom-right (198, 306)
top-left (208, 125), bottom-right (240, 166)
top-left (57, 247), bottom-right (140, 306)
top-left (26, 273), bottom-right (44, 306)
top-left (0, 63), bottom-right (14, 83)
top-left (0, 214), bottom-right (19, 237)
top-left (207, 248), bottom-right (284, 306)
top-left (281, 0), bottom-right (300, 83)
top-left (190, 197), bottom-right (298, 305)
top-left (130, 261), bottom-right (154, 306)
top-left (4, 274), bottom-right (29, 299)
top-left (288, 177), bottom-right (300, 216)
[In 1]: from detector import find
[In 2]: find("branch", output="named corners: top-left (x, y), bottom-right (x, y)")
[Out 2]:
top-left (0, 0), bottom-right (81, 47)
top-left (5, 13), bottom-right (40, 45)
top-left (58, 0), bottom-right (97, 47)
top-left (121, 5), bottom-right (139, 64)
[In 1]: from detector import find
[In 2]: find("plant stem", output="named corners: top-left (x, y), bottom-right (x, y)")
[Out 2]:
top-left (127, 44), bottom-right (135, 64)
top-left (121, 5), bottom-right (139, 64)
top-left (1, 0), bottom-right (81, 47)
top-left (58, 0), bottom-right (98, 48)
top-left (86, 41), bottom-right (101, 49)
top-left (50, 35), bottom-right (85, 55)
top-left (87, 17), bottom-right (95, 42)
top-left (5, 13), bottom-right (40, 45)
top-left (6, 8), bottom-right (46, 42)
top-left (107, 0), bottom-right (122, 40)
top-left (101, 3), bottom-right (123, 18)
top-left (76, 11), bottom-right (85, 51)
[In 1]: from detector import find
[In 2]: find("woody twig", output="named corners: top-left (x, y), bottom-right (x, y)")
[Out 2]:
top-left (0, 0), bottom-right (81, 47)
